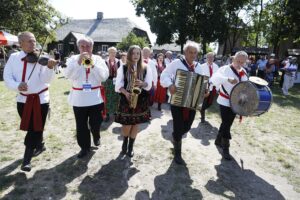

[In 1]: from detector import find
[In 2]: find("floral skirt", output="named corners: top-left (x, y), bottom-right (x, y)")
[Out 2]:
top-left (115, 91), bottom-right (151, 125)
top-left (103, 79), bottom-right (120, 114)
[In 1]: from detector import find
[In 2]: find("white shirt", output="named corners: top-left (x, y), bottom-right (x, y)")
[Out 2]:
top-left (64, 54), bottom-right (109, 107)
top-left (201, 62), bottom-right (219, 91)
top-left (211, 64), bottom-right (248, 107)
top-left (115, 64), bottom-right (153, 92)
top-left (164, 58), bottom-right (173, 66)
top-left (160, 58), bottom-right (204, 88)
top-left (3, 51), bottom-right (54, 104)
top-left (144, 58), bottom-right (157, 87)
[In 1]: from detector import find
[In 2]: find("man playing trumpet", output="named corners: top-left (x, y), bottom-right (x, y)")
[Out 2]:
top-left (64, 36), bottom-right (109, 158)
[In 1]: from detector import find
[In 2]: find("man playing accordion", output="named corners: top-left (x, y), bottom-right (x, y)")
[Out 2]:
top-left (160, 41), bottom-right (204, 165)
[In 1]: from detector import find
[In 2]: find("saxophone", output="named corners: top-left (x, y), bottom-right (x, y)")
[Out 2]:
top-left (129, 70), bottom-right (142, 109)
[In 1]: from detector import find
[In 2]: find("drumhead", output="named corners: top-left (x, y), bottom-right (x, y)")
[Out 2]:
top-left (230, 81), bottom-right (259, 116)
top-left (249, 76), bottom-right (268, 86)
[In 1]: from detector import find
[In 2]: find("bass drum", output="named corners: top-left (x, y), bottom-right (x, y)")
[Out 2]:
top-left (230, 77), bottom-right (272, 116)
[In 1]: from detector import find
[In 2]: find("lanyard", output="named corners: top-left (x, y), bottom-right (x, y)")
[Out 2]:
top-left (85, 68), bottom-right (90, 83)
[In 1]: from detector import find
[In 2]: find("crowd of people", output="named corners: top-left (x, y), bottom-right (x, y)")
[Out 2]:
top-left (2, 31), bottom-right (299, 172)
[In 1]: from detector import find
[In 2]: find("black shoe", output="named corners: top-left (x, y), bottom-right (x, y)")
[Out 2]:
top-left (121, 136), bottom-right (129, 155)
top-left (158, 103), bottom-right (162, 111)
top-left (222, 148), bottom-right (232, 160)
top-left (214, 133), bottom-right (222, 147)
top-left (94, 138), bottom-right (100, 146)
top-left (21, 163), bottom-right (32, 172)
top-left (127, 149), bottom-right (134, 157)
top-left (33, 143), bottom-right (46, 157)
top-left (21, 147), bottom-right (33, 172)
top-left (173, 140), bottom-right (186, 165)
top-left (77, 149), bottom-right (89, 158)
top-left (126, 137), bottom-right (135, 157)
top-left (104, 114), bottom-right (110, 122)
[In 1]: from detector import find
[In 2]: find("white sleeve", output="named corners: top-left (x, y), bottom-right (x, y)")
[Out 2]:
top-left (3, 55), bottom-right (20, 91)
top-left (160, 61), bottom-right (177, 88)
top-left (150, 62), bottom-right (158, 86)
top-left (39, 66), bottom-right (55, 84)
top-left (143, 65), bottom-right (153, 91)
top-left (64, 56), bottom-right (82, 80)
top-left (90, 56), bottom-right (109, 83)
top-left (115, 64), bottom-right (125, 92)
top-left (210, 66), bottom-right (229, 87)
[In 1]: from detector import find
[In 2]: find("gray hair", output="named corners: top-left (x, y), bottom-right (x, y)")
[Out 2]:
top-left (77, 36), bottom-right (94, 47)
top-left (183, 41), bottom-right (200, 53)
top-left (234, 51), bottom-right (248, 59)
top-left (206, 52), bottom-right (215, 57)
top-left (18, 31), bottom-right (35, 43)
top-left (108, 46), bottom-right (117, 53)
top-left (143, 47), bottom-right (151, 52)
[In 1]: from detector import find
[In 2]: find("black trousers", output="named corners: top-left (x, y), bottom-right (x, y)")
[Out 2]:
top-left (17, 102), bottom-right (49, 149)
top-left (219, 105), bottom-right (236, 139)
top-left (257, 70), bottom-right (265, 79)
top-left (170, 105), bottom-right (195, 142)
top-left (73, 103), bottom-right (103, 150)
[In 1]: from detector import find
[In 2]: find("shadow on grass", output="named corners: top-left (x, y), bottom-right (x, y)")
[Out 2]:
top-left (205, 155), bottom-right (285, 200)
top-left (2, 153), bottom-right (94, 200)
top-left (190, 121), bottom-right (219, 146)
top-left (78, 154), bottom-right (138, 199)
top-left (136, 160), bottom-right (202, 199)
top-left (271, 84), bottom-right (300, 110)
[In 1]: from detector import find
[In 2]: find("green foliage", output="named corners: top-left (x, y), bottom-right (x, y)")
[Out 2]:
top-left (0, 0), bottom-right (67, 44)
top-left (131, 0), bottom-right (250, 53)
top-left (116, 32), bottom-right (148, 51)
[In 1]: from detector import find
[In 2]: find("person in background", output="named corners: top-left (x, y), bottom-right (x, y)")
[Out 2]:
top-left (282, 57), bottom-right (298, 95)
top-left (143, 47), bottom-right (158, 106)
top-left (200, 52), bottom-right (219, 123)
top-left (153, 53), bottom-right (167, 111)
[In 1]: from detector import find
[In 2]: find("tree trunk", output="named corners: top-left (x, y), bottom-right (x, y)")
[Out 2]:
top-left (202, 39), bottom-right (207, 55)
top-left (255, 0), bottom-right (263, 48)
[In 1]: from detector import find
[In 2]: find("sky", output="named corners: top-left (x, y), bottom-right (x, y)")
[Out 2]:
top-left (49, 0), bottom-right (157, 44)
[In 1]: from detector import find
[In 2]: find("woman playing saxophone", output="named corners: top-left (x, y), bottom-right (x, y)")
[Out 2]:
top-left (114, 45), bottom-right (153, 157)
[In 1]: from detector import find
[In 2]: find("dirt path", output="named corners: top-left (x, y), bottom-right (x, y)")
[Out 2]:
top-left (0, 78), bottom-right (299, 200)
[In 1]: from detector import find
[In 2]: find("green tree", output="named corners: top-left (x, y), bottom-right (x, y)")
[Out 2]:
top-left (117, 32), bottom-right (148, 51)
top-left (0, 0), bottom-right (65, 43)
top-left (132, 0), bottom-right (250, 54)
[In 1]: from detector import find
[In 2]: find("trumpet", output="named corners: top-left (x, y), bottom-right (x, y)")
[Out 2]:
top-left (82, 58), bottom-right (93, 68)
top-left (129, 70), bottom-right (141, 109)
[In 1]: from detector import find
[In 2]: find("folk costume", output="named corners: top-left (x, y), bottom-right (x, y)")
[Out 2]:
top-left (65, 54), bottom-right (109, 158)
top-left (211, 64), bottom-right (248, 160)
top-left (160, 57), bottom-right (203, 165)
top-left (4, 50), bottom-right (55, 171)
top-left (103, 58), bottom-right (121, 120)
top-left (200, 62), bottom-right (219, 122)
top-left (153, 62), bottom-right (167, 110)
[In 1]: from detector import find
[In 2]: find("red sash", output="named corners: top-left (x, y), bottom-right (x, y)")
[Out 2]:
top-left (20, 88), bottom-right (48, 132)
top-left (19, 58), bottom-right (48, 132)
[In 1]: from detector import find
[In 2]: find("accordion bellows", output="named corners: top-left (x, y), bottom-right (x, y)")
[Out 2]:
top-left (171, 69), bottom-right (209, 110)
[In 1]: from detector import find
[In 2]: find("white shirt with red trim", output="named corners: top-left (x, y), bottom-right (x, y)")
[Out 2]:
top-left (160, 58), bottom-right (204, 89)
top-left (64, 54), bottom-right (109, 107)
top-left (201, 62), bottom-right (219, 91)
top-left (3, 51), bottom-right (54, 104)
top-left (210, 64), bottom-right (248, 107)
top-left (144, 58), bottom-right (157, 87)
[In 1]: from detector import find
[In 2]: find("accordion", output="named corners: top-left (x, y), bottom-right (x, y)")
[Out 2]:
top-left (170, 69), bottom-right (209, 110)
